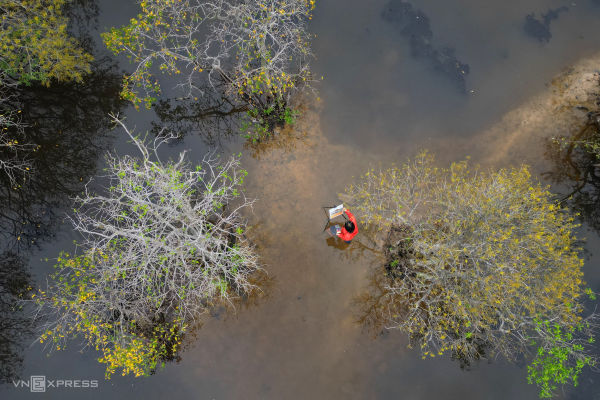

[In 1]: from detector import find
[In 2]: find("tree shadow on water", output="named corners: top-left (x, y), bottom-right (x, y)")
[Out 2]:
top-left (543, 110), bottom-right (600, 235)
top-left (0, 0), bottom-right (127, 382)
top-left (0, 252), bottom-right (32, 384)
top-left (0, 59), bottom-right (126, 253)
top-left (151, 86), bottom-right (248, 148)
top-left (64, 0), bottom-right (100, 51)
top-left (151, 78), bottom-right (312, 158)
top-left (0, 59), bottom-right (126, 383)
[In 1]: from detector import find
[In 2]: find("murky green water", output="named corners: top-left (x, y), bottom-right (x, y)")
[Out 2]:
top-left (3, 0), bottom-right (600, 399)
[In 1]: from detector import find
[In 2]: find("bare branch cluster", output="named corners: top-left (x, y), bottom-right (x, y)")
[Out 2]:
top-left (102, 0), bottom-right (315, 110)
top-left (37, 117), bottom-right (261, 376)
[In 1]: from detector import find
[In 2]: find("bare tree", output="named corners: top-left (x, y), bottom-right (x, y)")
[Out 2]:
top-left (102, 0), bottom-right (315, 120)
top-left (37, 117), bottom-right (262, 377)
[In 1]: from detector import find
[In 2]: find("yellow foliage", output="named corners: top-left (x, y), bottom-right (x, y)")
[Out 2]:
top-left (348, 152), bottom-right (587, 360)
top-left (0, 0), bottom-right (93, 85)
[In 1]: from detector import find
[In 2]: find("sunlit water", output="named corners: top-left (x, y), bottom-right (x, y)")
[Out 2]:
top-left (3, 0), bottom-right (600, 399)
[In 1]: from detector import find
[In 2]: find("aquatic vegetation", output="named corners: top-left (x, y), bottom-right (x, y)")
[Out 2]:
top-left (36, 118), bottom-right (262, 378)
top-left (241, 103), bottom-right (300, 144)
top-left (347, 151), bottom-right (599, 398)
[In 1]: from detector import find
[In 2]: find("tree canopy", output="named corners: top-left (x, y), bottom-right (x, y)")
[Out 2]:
top-left (347, 152), bottom-right (598, 398)
top-left (0, 0), bottom-right (93, 86)
top-left (102, 0), bottom-right (315, 111)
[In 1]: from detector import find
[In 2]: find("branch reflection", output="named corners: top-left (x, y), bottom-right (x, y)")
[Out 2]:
top-left (544, 111), bottom-right (600, 233)
top-left (151, 85), bottom-right (247, 147)
top-left (0, 252), bottom-right (32, 384)
top-left (0, 59), bottom-right (126, 253)
top-left (0, 58), bottom-right (125, 382)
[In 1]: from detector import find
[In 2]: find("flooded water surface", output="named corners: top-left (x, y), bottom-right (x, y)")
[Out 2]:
top-left (3, 0), bottom-right (600, 399)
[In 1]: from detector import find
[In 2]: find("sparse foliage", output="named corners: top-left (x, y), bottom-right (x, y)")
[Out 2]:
top-left (102, 0), bottom-right (316, 119)
top-left (37, 118), bottom-right (261, 378)
top-left (347, 151), bottom-right (599, 398)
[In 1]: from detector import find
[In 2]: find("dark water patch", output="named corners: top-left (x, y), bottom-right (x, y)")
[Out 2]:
top-left (0, 0), bottom-right (126, 393)
top-left (152, 80), bottom-right (308, 159)
top-left (523, 6), bottom-right (569, 43)
top-left (381, 0), bottom-right (470, 92)
top-left (544, 105), bottom-right (600, 235)
top-left (0, 59), bottom-right (126, 253)
top-left (0, 253), bottom-right (32, 385)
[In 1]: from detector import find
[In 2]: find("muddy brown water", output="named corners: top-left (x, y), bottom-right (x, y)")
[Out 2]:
top-left (3, 0), bottom-right (600, 399)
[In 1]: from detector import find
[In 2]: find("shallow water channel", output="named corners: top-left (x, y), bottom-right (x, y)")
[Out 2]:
top-left (3, 0), bottom-right (600, 399)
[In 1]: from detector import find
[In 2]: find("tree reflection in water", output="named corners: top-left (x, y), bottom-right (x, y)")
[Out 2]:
top-left (0, 59), bottom-right (126, 252)
top-left (0, 58), bottom-right (125, 382)
top-left (352, 228), bottom-right (490, 369)
top-left (0, 253), bottom-right (31, 384)
top-left (354, 265), bottom-right (400, 335)
top-left (152, 85), bottom-right (248, 148)
top-left (544, 111), bottom-right (600, 234)
top-left (63, 0), bottom-right (101, 52)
